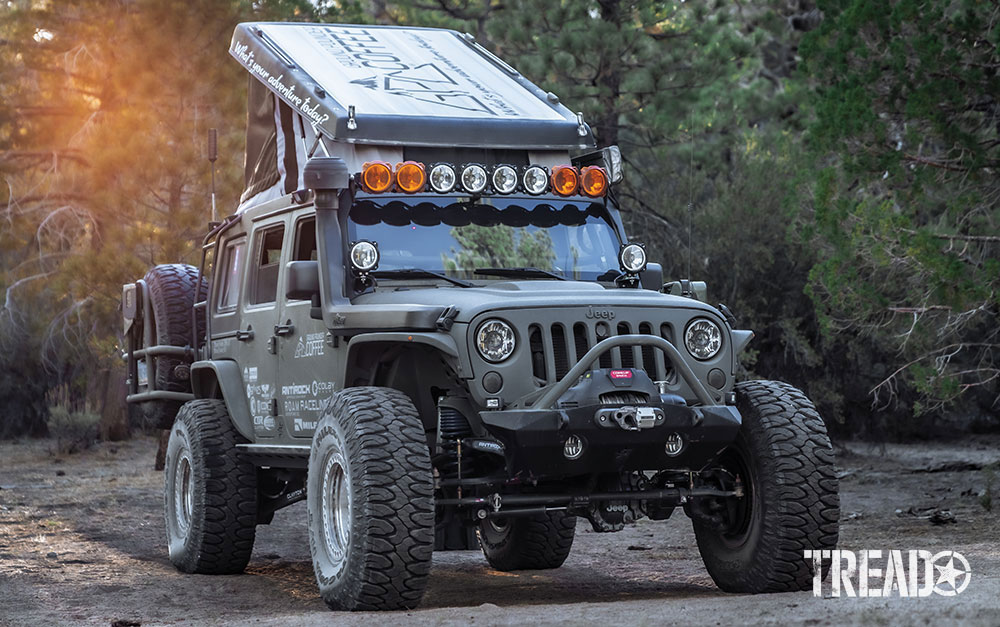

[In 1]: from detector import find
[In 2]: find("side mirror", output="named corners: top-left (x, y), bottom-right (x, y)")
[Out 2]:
top-left (286, 260), bottom-right (320, 300)
top-left (640, 263), bottom-right (663, 291)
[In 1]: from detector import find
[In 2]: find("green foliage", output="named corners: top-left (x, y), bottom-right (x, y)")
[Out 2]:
top-left (801, 0), bottom-right (1000, 417)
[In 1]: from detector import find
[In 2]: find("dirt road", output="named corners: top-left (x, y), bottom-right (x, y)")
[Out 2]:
top-left (2, 435), bottom-right (999, 625)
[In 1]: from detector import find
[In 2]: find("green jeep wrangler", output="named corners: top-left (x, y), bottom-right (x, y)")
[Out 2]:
top-left (122, 22), bottom-right (839, 611)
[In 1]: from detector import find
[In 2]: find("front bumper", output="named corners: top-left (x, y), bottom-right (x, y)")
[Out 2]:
top-left (480, 402), bottom-right (741, 477)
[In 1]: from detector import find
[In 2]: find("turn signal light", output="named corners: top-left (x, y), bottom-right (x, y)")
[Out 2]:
top-left (550, 165), bottom-right (579, 196)
top-left (361, 161), bottom-right (392, 193)
top-left (580, 166), bottom-right (608, 197)
top-left (395, 161), bottom-right (426, 193)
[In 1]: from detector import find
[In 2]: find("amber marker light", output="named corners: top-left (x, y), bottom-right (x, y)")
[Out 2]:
top-left (580, 166), bottom-right (609, 197)
top-left (550, 165), bottom-right (579, 196)
top-left (395, 161), bottom-right (426, 193)
top-left (361, 161), bottom-right (393, 193)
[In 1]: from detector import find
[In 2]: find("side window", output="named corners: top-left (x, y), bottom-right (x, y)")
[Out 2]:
top-left (249, 225), bottom-right (285, 305)
top-left (217, 239), bottom-right (245, 312)
top-left (294, 217), bottom-right (317, 261)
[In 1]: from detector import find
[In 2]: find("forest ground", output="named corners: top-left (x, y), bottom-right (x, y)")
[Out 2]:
top-left (1, 434), bottom-right (999, 626)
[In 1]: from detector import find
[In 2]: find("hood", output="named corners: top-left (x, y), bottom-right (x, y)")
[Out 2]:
top-left (352, 280), bottom-right (720, 323)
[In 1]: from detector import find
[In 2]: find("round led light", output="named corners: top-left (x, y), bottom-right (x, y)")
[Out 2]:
top-left (461, 164), bottom-right (488, 194)
top-left (429, 163), bottom-right (456, 193)
top-left (395, 161), bottom-right (426, 193)
top-left (619, 243), bottom-right (647, 273)
top-left (492, 165), bottom-right (518, 194)
top-left (580, 166), bottom-right (609, 197)
top-left (350, 240), bottom-right (379, 273)
top-left (684, 318), bottom-right (723, 361)
top-left (361, 161), bottom-right (392, 193)
top-left (550, 165), bottom-right (579, 196)
top-left (522, 166), bottom-right (548, 195)
top-left (475, 319), bottom-right (516, 363)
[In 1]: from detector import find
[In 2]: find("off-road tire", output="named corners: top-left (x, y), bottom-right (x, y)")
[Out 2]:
top-left (164, 399), bottom-right (257, 574)
top-left (307, 387), bottom-right (434, 611)
top-left (133, 264), bottom-right (206, 431)
top-left (693, 380), bottom-right (839, 593)
top-left (478, 511), bottom-right (576, 571)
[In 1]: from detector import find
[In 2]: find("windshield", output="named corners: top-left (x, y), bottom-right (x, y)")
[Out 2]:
top-left (347, 196), bottom-right (622, 281)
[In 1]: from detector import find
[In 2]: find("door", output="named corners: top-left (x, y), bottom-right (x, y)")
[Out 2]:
top-left (236, 219), bottom-right (287, 439)
top-left (275, 214), bottom-right (337, 440)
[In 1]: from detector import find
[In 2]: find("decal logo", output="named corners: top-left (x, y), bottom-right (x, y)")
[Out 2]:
top-left (293, 418), bottom-right (318, 433)
top-left (294, 332), bottom-right (325, 358)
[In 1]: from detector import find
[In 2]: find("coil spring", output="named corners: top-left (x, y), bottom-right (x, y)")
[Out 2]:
top-left (437, 406), bottom-right (472, 479)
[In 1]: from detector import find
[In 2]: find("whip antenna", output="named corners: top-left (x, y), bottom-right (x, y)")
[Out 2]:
top-left (208, 128), bottom-right (218, 222)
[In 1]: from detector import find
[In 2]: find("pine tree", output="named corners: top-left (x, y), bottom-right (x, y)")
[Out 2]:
top-left (801, 0), bottom-right (1000, 413)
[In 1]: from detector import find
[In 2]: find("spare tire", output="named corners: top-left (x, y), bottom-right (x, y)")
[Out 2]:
top-left (132, 264), bottom-right (206, 431)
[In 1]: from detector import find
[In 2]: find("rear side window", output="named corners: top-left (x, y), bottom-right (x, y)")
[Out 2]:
top-left (250, 225), bottom-right (285, 305)
top-left (217, 239), bottom-right (245, 312)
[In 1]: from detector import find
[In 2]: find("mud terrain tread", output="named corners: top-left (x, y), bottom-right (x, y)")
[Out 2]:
top-left (309, 387), bottom-right (434, 611)
top-left (138, 264), bottom-right (206, 430)
top-left (479, 510), bottom-right (576, 571)
top-left (168, 399), bottom-right (257, 574)
top-left (695, 379), bottom-right (840, 593)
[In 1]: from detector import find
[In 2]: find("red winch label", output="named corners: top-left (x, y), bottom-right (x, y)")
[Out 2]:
top-left (609, 369), bottom-right (633, 379)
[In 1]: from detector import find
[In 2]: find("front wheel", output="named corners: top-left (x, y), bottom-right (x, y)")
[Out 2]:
top-left (693, 380), bottom-right (839, 593)
top-left (307, 387), bottom-right (434, 611)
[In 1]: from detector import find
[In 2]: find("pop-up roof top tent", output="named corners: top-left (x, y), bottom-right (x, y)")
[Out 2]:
top-left (229, 22), bottom-right (595, 211)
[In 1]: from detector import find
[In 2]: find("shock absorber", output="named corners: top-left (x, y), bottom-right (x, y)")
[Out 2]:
top-left (437, 405), bottom-right (472, 486)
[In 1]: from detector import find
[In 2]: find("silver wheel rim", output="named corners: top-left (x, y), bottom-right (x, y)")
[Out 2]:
top-left (174, 450), bottom-right (193, 535)
top-left (321, 446), bottom-right (351, 571)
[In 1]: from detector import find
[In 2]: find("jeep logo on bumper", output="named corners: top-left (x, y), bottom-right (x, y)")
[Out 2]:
top-left (586, 306), bottom-right (615, 320)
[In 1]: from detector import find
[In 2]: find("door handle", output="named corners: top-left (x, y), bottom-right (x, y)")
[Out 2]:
top-left (236, 326), bottom-right (254, 341)
top-left (274, 321), bottom-right (295, 337)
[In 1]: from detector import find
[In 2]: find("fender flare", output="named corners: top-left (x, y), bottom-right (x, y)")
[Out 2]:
top-left (346, 332), bottom-right (470, 379)
top-left (190, 360), bottom-right (254, 441)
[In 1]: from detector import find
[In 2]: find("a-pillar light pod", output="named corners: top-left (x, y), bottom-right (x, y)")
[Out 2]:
top-left (350, 240), bottom-right (379, 274)
top-left (619, 242), bottom-right (647, 274)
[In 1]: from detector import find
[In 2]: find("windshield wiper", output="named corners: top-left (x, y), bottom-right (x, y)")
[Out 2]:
top-left (371, 268), bottom-right (473, 288)
top-left (474, 267), bottom-right (567, 281)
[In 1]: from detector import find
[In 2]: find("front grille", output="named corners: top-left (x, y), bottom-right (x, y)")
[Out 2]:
top-left (526, 318), bottom-right (677, 385)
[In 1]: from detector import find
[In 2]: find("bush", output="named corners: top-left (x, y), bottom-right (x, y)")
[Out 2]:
top-left (48, 404), bottom-right (101, 455)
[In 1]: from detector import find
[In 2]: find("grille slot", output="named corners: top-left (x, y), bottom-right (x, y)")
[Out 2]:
top-left (551, 324), bottom-right (570, 380)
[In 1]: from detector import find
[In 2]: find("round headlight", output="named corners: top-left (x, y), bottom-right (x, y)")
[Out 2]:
top-left (461, 164), bottom-right (488, 194)
top-left (476, 319), bottom-right (516, 363)
top-left (522, 166), bottom-right (548, 194)
top-left (429, 163), bottom-right (456, 193)
top-left (492, 165), bottom-right (518, 194)
top-left (619, 243), bottom-right (647, 273)
top-left (685, 318), bottom-right (723, 361)
top-left (350, 240), bottom-right (379, 273)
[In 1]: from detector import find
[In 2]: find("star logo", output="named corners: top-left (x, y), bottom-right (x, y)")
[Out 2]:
top-left (931, 550), bottom-right (971, 596)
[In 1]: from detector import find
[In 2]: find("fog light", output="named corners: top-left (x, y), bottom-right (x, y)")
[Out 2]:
top-left (665, 433), bottom-right (684, 457)
top-left (563, 435), bottom-right (584, 460)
